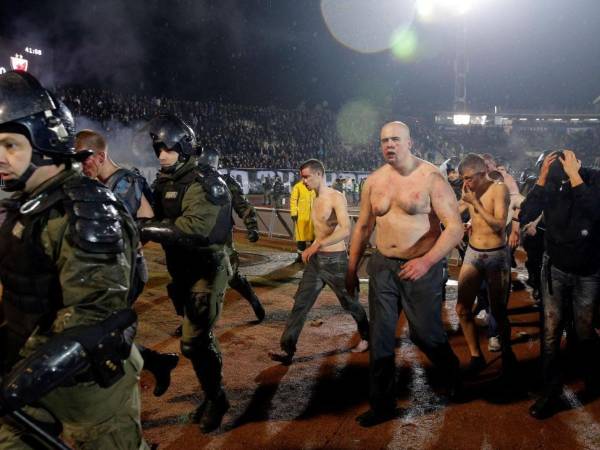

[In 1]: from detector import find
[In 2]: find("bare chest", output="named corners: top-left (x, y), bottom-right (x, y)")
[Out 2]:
top-left (312, 199), bottom-right (337, 227)
top-left (370, 180), bottom-right (431, 217)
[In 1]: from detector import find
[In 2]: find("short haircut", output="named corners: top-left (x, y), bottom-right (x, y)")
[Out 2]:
top-left (481, 153), bottom-right (495, 163)
top-left (458, 153), bottom-right (487, 174)
top-left (75, 129), bottom-right (107, 153)
top-left (487, 170), bottom-right (504, 182)
top-left (300, 159), bottom-right (325, 176)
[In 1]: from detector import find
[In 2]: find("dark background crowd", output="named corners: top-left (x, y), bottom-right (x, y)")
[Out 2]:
top-left (60, 87), bottom-right (600, 174)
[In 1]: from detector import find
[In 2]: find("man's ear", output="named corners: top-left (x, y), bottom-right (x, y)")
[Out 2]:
top-left (97, 151), bottom-right (107, 164)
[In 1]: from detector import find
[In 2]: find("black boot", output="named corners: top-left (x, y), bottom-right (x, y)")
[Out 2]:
top-left (529, 394), bottom-right (564, 419)
top-left (140, 347), bottom-right (180, 397)
top-left (198, 390), bottom-right (230, 433)
top-left (230, 272), bottom-right (265, 322)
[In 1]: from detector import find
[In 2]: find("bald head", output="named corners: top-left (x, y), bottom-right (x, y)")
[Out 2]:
top-left (380, 121), bottom-right (412, 166)
top-left (381, 121), bottom-right (411, 139)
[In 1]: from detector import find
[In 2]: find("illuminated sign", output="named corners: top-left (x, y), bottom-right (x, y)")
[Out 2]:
top-left (25, 47), bottom-right (42, 56)
top-left (10, 54), bottom-right (28, 71)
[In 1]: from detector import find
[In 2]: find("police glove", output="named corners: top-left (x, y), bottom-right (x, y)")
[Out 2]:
top-left (247, 229), bottom-right (260, 243)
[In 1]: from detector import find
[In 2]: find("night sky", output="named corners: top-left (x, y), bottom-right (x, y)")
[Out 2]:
top-left (2, 0), bottom-right (600, 113)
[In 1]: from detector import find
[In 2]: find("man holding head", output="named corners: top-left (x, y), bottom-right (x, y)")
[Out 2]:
top-left (269, 159), bottom-right (369, 365)
top-left (456, 153), bottom-right (516, 375)
top-left (347, 121), bottom-right (463, 427)
top-left (520, 150), bottom-right (600, 419)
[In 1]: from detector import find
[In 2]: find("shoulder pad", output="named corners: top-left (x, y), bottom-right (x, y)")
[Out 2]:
top-left (223, 173), bottom-right (242, 191)
top-left (196, 172), bottom-right (230, 206)
top-left (64, 177), bottom-right (125, 254)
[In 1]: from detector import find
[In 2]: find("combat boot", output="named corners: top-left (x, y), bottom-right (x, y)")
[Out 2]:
top-left (139, 347), bottom-right (180, 396)
top-left (199, 390), bottom-right (230, 433)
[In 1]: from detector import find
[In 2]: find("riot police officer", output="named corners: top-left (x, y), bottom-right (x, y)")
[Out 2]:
top-left (197, 148), bottom-right (266, 322)
top-left (0, 71), bottom-right (146, 448)
top-left (139, 114), bottom-right (233, 433)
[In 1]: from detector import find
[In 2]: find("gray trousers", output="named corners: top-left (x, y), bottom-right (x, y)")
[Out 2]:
top-left (367, 251), bottom-right (459, 412)
top-left (280, 251), bottom-right (369, 354)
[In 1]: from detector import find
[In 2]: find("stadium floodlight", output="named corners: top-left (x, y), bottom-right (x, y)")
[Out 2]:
top-left (453, 114), bottom-right (471, 125)
top-left (416, 0), bottom-right (481, 21)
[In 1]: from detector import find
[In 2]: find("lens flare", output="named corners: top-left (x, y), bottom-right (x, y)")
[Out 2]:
top-left (320, 0), bottom-right (415, 54)
top-left (390, 28), bottom-right (418, 61)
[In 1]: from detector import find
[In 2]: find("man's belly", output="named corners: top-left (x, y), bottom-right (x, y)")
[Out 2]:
top-left (469, 230), bottom-right (506, 250)
top-left (375, 214), bottom-right (439, 259)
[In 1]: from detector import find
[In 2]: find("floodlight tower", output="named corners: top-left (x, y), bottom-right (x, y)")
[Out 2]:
top-left (453, 16), bottom-right (468, 113)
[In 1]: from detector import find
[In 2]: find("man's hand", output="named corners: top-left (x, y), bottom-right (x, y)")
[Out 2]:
top-left (508, 229), bottom-right (520, 249)
top-left (537, 152), bottom-right (559, 186)
top-left (345, 270), bottom-right (359, 295)
top-left (523, 222), bottom-right (537, 237)
top-left (301, 240), bottom-right (320, 263)
top-left (247, 229), bottom-right (259, 243)
top-left (558, 149), bottom-right (582, 185)
top-left (461, 185), bottom-right (477, 205)
top-left (398, 257), bottom-right (432, 281)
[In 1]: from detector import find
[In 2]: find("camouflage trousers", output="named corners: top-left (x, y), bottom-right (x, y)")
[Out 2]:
top-left (0, 346), bottom-right (148, 449)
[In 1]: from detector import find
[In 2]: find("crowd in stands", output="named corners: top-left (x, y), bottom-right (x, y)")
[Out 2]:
top-left (59, 87), bottom-right (600, 174)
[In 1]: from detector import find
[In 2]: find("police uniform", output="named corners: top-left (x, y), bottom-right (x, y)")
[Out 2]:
top-left (220, 173), bottom-right (265, 321)
top-left (141, 117), bottom-right (233, 432)
top-left (0, 71), bottom-right (146, 449)
top-left (0, 171), bottom-right (145, 449)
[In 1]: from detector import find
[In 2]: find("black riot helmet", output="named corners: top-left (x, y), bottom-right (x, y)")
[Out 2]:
top-left (197, 147), bottom-right (220, 170)
top-left (147, 114), bottom-right (196, 160)
top-left (0, 71), bottom-right (86, 191)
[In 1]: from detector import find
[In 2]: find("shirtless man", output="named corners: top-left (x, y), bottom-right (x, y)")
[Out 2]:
top-left (269, 159), bottom-right (369, 365)
top-left (456, 153), bottom-right (517, 374)
top-left (347, 121), bottom-right (463, 427)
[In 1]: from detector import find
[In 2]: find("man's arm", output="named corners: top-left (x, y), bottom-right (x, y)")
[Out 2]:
top-left (346, 178), bottom-right (376, 293)
top-left (399, 172), bottom-right (463, 281)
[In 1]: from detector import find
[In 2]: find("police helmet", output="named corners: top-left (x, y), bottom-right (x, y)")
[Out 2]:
top-left (197, 147), bottom-right (220, 170)
top-left (0, 71), bottom-right (81, 161)
top-left (147, 114), bottom-right (196, 158)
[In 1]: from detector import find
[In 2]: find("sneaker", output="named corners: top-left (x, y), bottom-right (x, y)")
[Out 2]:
top-left (474, 310), bottom-right (489, 327)
top-left (351, 339), bottom-right (369, 353)
top-left (488, 336), bottom-right (501, 352)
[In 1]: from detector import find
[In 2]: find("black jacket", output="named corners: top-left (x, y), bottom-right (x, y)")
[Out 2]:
top-left (520, 168), bottom-right (600, 275)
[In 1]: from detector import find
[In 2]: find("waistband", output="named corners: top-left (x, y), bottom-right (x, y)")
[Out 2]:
top-left (316, 250), bottom-right (347, 257)
top-left (468, 243), bottom-right (507, 252)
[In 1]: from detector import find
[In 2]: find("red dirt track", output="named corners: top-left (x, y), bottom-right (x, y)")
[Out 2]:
top-left (136, 234), bottom-right (600, 449)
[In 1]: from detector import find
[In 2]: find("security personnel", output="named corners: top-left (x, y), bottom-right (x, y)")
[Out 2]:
top-left (197, 148), bottom-right (265, 322)
top-left (0, 71), bottom-right (146, 448)
top-left (75, 129), bottom-right (179, 397)
top-left (140, 114), bottom-right (233, 433)
top-left (290, 179), bottom-right (315, 263)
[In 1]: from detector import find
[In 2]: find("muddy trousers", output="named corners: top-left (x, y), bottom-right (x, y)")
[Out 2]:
top-left (280, 251), bottom-right (369, 355)
top-left (540, 256), bottom-right (600, 397)
top-left (367, 252), bottom-right (459, 413)
top-left (178, 253), bottom-right (231, 399)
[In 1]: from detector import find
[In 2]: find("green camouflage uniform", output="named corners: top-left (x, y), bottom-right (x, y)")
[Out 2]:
top-left (0, 169), bottom-right (146, 449)
top-left (151, 158), bottom-right (233, 399)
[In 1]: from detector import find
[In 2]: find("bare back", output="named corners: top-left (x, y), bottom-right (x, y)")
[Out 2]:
top-left (467, 181), bottom-right (509, 249)
top-left (366, 159), bottom-right (456, 259)
top-left (311, 187), bottom-right (348, 253)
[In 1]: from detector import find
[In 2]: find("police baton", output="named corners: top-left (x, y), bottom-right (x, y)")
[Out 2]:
top-left (7, 409), bottom-right (72, 450)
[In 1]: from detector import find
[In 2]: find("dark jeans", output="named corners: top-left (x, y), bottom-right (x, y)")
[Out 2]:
top-left (280, 251), bottom-right (369, 354)
top-left (540, 254), bottom-right (600, 396)
top-left (367, 251), bottom-right (459, 413)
